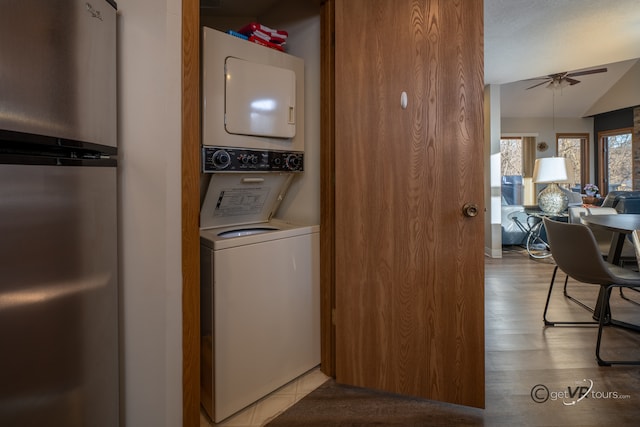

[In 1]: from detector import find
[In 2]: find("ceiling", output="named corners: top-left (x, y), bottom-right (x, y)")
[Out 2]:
top-left (486, 0), bottom-right (640, 118)
top-left (201, 0), bottom-right (640, 118)
top-left (498, 58), bottom-right (639, 118)
top-left (484, 0), bottom-right (640, 85)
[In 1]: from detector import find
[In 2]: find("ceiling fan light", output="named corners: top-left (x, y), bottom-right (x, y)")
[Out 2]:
top-left (546, 78), bottom-right (570, 90)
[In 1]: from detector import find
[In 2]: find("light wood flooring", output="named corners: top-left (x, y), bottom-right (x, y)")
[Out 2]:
top-left (204, 248), bottom-right (640, 426)
top-left (483, 247), bottom-right (640, 425)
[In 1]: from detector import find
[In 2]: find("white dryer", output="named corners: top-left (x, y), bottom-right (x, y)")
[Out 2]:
top-left (199, 162), bottom-right (320, 423)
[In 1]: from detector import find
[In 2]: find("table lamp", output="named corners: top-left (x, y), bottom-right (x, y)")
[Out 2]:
top-left (532, 157), bottom-right (569, 215)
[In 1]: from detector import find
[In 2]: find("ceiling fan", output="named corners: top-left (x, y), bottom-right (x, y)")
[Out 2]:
top-left (525, 67), bottom-right (608, 90)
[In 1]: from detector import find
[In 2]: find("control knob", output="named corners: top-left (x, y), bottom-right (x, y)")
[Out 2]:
top-left (285, 154), bottom-right (302, 171)
top-left (212, 150), bottom-right (231, 169)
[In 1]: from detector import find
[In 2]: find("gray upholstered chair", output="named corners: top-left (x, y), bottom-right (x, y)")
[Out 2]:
top-left (584, 207), bottom-right (636, 262)
top-left (585, 207), bottom-right (639, 303)
top-left (543, 218), bottom-right (640, 366)
top-left (559, 207), bottom-right (636, 312)
top-left (560, 207), bottom-right (596, 312)
top-left (632, 230), bottom-right (640, 270)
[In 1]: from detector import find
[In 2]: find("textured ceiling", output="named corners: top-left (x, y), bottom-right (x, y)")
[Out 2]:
top-left (485, 0), bottom-right (640, 118)
top-left (484, 0), bottom-right (640, 85)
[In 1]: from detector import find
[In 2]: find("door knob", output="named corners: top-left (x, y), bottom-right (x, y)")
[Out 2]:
top-left (463, 203), bottom-right (479, 217)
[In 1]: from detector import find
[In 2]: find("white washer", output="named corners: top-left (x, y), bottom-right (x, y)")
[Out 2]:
top-left (199, 172), bottom-right (320, 423)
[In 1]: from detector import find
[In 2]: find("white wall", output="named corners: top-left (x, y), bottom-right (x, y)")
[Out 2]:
top-left (484, 85), bottom-right (503, 258)
top-left (117, 1), bottom-right (182, 426)
top-left (585, 59), bottom-right (640, 116)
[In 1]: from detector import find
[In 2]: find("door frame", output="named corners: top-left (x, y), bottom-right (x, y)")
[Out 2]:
top-left (181, 4), bottom-right (332, 424)
top-left (181, 0), bottom-right (200, 426)
top-left (319, 0), bottom-right (336, 377)
top-left (180, 0), bottom-right (485, 422)
top-left (597, 127), bottom-right (634, 195)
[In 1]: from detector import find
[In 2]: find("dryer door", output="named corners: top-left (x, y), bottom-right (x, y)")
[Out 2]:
top-left (225, 57), bottom-right (296, 138)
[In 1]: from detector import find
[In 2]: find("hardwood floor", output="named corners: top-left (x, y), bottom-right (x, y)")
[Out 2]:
top-left (484, 248), bottom-right (640, 425)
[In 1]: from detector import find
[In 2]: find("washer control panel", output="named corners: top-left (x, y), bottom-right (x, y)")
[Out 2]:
top-left (202, 146), bottom-right (304, 172)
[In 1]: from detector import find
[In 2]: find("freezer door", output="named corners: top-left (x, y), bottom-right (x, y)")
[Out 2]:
top-left (0, 0), bottom-right (117, 148)
top-left (0, 164), bottom-right (118, 426)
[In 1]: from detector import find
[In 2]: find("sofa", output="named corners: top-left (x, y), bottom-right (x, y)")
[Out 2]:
top-left (501, 203), bottom-right (527, 245)
top-left (601, 191), bottom-right (640, 213)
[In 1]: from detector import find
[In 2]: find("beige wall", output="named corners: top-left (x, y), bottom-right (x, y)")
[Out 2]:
top-left (261, 1), bottom-right (322, 225)
top-left (585, 60), bottom-right (640, 117)
top-left (117, 1), bottom-right (183, 425)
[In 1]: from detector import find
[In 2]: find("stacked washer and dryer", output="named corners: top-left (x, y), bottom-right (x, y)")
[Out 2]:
top-left (199, 28), bottom-right (320, 423)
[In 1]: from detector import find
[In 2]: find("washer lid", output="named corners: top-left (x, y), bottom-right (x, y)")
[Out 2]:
top-left (200, 172), bottom-right (294, 230)
top-left (217, 227), bottom-right (279, 238)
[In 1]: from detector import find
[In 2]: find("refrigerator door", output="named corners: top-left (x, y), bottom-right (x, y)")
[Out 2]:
top-left (0, 163), bottom-right (118, 426)
top-left (0, 0), bottom-right (117, 149)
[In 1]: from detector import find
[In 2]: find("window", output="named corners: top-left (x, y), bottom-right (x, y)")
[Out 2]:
top-left (500, 137), bottom-right (522, 176)
top-left (599, 128), bottom-right (633, 194)
top-left (500, 137), bottom-right (537, 205)
top-left (556, 133), bottom-right (588, 192)
top-left (500, 138), bottom-right (522, 205)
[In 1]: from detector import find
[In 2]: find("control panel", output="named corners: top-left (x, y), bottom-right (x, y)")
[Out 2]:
top-left (202, 146), bottom-right (304, 172)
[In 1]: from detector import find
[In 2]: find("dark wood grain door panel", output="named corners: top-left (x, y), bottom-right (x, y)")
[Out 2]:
top-left (331, 0), bottom-right (485, 408)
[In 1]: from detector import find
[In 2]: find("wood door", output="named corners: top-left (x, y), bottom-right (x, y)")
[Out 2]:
top-left (329, 0), bottom-right (485, 408)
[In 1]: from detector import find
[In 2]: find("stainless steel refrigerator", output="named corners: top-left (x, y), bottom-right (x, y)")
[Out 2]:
top-left (0, 1), bottom-right (119, 425)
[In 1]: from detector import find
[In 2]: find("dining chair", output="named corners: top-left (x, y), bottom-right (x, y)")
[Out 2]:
top-left (624, 230), bottom-right (640, 306)
top-left (559, 207), bottom-right (595, 312)
top-left (558, 207), bottom-right (635, 312)
top-left (585, 207), bottom-right (637, 262)
top-left (587, 207), bottom-right (639, 304)
top-left (542, 218), bottom-right (640, 366)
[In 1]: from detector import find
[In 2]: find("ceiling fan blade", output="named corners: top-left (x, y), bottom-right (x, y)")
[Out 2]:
top-left (566, 67), bottom-right (608, 77)
top-left (526, 80), bottom-right (550, 89)
top-left (565, 77), bottom-right (581, 85)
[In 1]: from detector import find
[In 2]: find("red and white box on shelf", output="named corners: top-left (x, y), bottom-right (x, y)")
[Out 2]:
top-left (238, 22), bottom-right (288, 51)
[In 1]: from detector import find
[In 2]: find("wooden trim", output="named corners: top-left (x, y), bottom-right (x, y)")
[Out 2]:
top-left (182, 0), bottom-right (200, 426)
top-left (597, 127), bottom-right (633, 195)
top-left (634, 108), bottom-right (640, 190)
top-left (319, 0), bottom-right (336, 377)
top-left (556, 132), bottom-right (589, 189)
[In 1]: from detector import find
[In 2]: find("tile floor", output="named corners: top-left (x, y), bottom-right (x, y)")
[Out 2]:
top-left (199, 367), bottom-right (329, 427)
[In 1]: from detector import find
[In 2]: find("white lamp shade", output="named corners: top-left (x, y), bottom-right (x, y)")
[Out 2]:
top-left (533, 157), bottom-right (569, 184)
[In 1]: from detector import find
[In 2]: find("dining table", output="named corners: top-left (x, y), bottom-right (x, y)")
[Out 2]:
top-left (580, 213), bottom-right (640, 321)
top-left (580, 213), bottom-right (640, 265)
